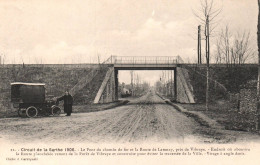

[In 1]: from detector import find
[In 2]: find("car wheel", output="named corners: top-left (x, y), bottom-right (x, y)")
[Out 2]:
top-left (26, 106), bottom-right (38, 118)
top-left (18, 109), bottom-right (26, 117)
top-left (51, 106), bottom-right (61, 116)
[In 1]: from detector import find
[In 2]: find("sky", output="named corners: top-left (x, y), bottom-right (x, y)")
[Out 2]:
top-left (118, 70), bottom-right (174, 85)
top-left (0, 0), bottom-right (258, 64)
top-left (0, 0), bottom-right (258, 84)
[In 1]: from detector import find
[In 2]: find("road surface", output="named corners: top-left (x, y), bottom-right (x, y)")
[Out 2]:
top-left (0, 91), bottom-right (258, 143)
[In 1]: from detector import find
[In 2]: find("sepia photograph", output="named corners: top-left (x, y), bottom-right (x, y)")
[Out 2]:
top-left (0, 0), bottom-right (259, 164)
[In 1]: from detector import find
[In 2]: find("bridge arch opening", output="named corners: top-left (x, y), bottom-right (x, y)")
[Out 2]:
top-left (115, 68), bottom-right (177, 101)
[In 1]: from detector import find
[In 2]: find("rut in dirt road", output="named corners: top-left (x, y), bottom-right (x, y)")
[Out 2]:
top-left (0, 90), bottom-right (207, 143)
top-left (97, 91), bottom-right (201, 143)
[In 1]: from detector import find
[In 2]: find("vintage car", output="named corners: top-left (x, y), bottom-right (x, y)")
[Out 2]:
top-left (11, 82), bottom-right (61, 118)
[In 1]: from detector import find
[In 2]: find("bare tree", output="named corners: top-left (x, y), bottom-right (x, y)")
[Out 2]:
top-left (233, 31), bottom-right (255, 64)
top-left (215, 25), bottom-right (256, 66)
top-left (215, 25), bottom-right (232, 66)
top-left (217, 25), bottom-right (232, 65)
top-left (215, 38), bottom-right (222, 64)
top-left (193, 0), bottom-right (222, 111)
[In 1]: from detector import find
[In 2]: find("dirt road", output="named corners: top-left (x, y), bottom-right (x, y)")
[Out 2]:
top-left (0, 91), bottom-right (258, 144)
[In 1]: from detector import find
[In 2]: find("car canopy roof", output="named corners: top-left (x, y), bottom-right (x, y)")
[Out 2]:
top-left (11, 82), bottom-right (45, 86)
top-left (11, 82), bottom-right (46, 103)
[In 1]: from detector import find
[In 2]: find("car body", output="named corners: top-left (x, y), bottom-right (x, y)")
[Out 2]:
top-left (11, 82), bottom-right (61, 117)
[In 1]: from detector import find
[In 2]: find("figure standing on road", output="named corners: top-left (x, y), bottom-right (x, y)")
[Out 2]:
top-left (57, 91), bottom-right (74, 116)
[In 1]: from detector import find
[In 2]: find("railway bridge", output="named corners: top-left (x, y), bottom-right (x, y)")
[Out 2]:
top-left (92, 56), bottom-right (195, 104)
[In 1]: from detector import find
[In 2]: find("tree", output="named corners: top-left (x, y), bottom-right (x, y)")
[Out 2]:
top-left (193, 0), bottom-right (222, 110)
top-left (215, 25), bottom-right (231, 65)
top-left (233, 31), bottom-right (255, 64)
top-left (215, 25), bottom-right (255, 66)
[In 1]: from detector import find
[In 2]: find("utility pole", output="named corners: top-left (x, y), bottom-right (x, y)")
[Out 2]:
top-left (166, 71), bottom-right (168, 96)
top-left (97, 53), bottom-right (102, 69)
top-left (130, 71), bottom-right (134, 96)
top-left (169, 70), bottom-right (171, 96)
top-left (161, 71), bottom-right (164, 94)
top-left (163, 71), bottom-right (166, 95)
top-left (205, 15), bottom-right (210, 111)
top-left (170, 70), bottom-right (173, 98)
top-left (198, 25), bottom-right (202, 64)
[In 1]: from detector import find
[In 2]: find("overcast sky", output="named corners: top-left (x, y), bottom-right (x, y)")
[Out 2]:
top-left (0, 0), bottom-right (258, 64)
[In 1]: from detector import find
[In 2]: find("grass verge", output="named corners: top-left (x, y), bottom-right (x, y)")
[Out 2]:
top-left (180, 102), bottom-right (257, 132)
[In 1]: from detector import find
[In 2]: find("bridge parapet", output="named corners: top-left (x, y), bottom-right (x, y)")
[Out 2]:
top-left (104, 56), bottom-right (184, 65)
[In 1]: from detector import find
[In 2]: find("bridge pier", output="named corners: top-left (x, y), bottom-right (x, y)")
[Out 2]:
top-left (115, 69), bottom-right (119, 100)
top-left (176, 67), bottom-right (195, 103)
top-left (94, 67), bottom-right (118, 103)
top-left (174, 69), bottom-right (177, 101)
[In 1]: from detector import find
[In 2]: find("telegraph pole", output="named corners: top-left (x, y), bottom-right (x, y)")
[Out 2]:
top-left (130, 71), bottom-right (134, 96)
top-left (205, 16), bottom-right (210, 111)
top-left (170, 70), bottom-right (173, 98)
top-left (198, 25), bottom-right (202, 64)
